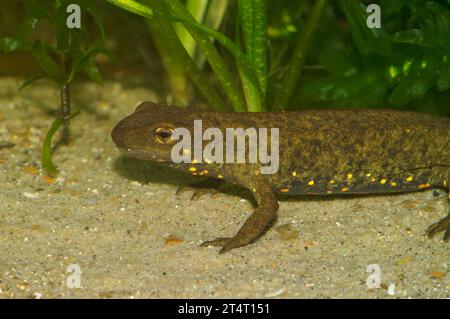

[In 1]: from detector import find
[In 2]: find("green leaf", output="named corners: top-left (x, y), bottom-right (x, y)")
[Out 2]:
top-left (19, 75), bottom-right (45, 90)
top-left (42, 110), bottom-right (80, 175)
top-left (83, 60), bottom-right (103, 85)
top-left (30, 40), bottom-right (63, 83)
top-left (341, 0), bottom-right (391, 57)
top-left (42, 117), bottom-right (64, 175)
top-left (389, 59), bottom-right (437, 106)
top-left (203, 0), bottom-right (229, 31)
top-left (174, 0), bottom-right (208, 57)
top-left (164, 0), bottom-right (248, 112)
top-left (196, 0), bottom-right (229, 68)
top-left (295, 69), bottom-right (388, 110)
top-left (0, 37), bottom-right (21, 53)
top-left (393, 29), bottom-right (428, 46)
top-left (317, 47), bottom-right (354, 76)
top-left (108, 0), bottom-right (261, 111)
top-left (84, 1), bottom-right (107, 41)
top-left (0, 17), bottom-right (38, 53)
top-left (437, 66), bottom-right (450, 91)
top-left (54, 1), bottom-right (71, 52)
top-left (145, 0), bottom-right (227, 111)
top-left (107, 0), bottom-right (154, 17)
top-left (273, 0), bottom-right (328, 110)
top-left (147, 17), bottom-right (190, 105)
top-left (67, 45), bottom-right (112, 83)
top-left (108, 0), bottom-right (256, 74)
top-left (238, 0), bottom-right (268, 97)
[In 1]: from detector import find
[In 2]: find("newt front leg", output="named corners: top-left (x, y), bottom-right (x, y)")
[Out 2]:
top-left (201, 177), bottom-right (279, 253)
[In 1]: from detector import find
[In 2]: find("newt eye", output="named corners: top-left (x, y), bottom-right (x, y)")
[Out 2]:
top-left (152, 125), bottom-right (175, 145)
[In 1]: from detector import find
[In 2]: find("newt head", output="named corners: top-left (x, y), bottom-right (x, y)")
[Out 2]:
top-left (111, 102), bottom-right (197, 162)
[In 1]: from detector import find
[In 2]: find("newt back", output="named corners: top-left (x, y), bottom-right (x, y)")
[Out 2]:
top-left (269, 109), bottom-right (449, 195)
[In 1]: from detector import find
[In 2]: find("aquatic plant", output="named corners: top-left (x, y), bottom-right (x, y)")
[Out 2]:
top-left (106, 0), bottom-right (449, 116)
top-left (107, 0), bottom-right (328, 112)
top-left (0, 0), bottom-right (109, 174)
top-left (1, 0), bottom-right (449, 173)
top-left (295, 0), bottom-right (450, 116)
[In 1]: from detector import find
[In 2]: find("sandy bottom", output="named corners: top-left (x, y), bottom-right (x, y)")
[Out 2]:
top-left (0, 77), bottom-right (448, 298)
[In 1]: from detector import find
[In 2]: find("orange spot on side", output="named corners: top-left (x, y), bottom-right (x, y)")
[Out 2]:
top-left (397, 255), bottom-right (414, 266)
top-left (280, 188), bottom-right (289, 193)
top-left (418, 183), bottom-right (431, 189)
top-left (165, 236), bottom-right (184, 246)
top-left (429, 271), bottom-right (446, 279)
top-left (43, 175), bottom-right (56, 184)
top-left (22, 167), bottom-right (39, 175)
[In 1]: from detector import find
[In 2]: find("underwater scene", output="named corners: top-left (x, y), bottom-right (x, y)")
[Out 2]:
top-left (0, 0), bottom-right (449, 301)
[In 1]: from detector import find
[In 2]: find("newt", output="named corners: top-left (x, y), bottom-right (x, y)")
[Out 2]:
top-left (111, 102), bottom-right (450, 253)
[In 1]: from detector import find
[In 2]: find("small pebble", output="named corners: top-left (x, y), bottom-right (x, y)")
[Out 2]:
top-left (82, 197), bottom-right (98, 206)
top-left (264, 288), bottom-right (285, 298)
top-left (22, 192), bottom-right (39, 199)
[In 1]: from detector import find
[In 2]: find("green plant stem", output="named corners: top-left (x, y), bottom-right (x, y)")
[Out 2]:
top-left (42, 110), bottom-right (80, 175)
top-left (30, 40), bottom-right (63, 82)
top-left (239, 67), bottom-right (264, 112)
top-left (238, 0), bottom-right (268, 95)
top-left (147, 18), bottom-right (190, 105)
top-left (273, 0), bottom-right (328, 111)
top-left (145, 0), bottom-right (190, 105)
top-left (237, 0), bottom-right (268, 112)
top-left (61, 84), bottom-right (70, 119)
top-left (107, 0), bottom-right (261, 111)
top-left (145, 0), bottom-right (227, 110)
top-left (42, 118), bottom-right (63, 175)
top-left (106, 0), bottom-right (154, 17)
top-left (106, 0), bottom-right (259, 95)
top-left (197, 0), bottom-right (229, 68)
top-left (164, 0), bottom-right (247, 112)
top-left (175, 0), bottom-right (208, 57)
top-left (61, 55), bottom-right (71, 122)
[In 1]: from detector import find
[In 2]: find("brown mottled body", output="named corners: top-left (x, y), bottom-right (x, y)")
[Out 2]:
top-left (112, 102), bottom-right (450, 253)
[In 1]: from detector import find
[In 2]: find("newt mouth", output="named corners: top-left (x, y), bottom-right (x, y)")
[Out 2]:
top-left (117, 147), bottom-right (152, 159)
top-left (116, 147), bottom-right (167, 162)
